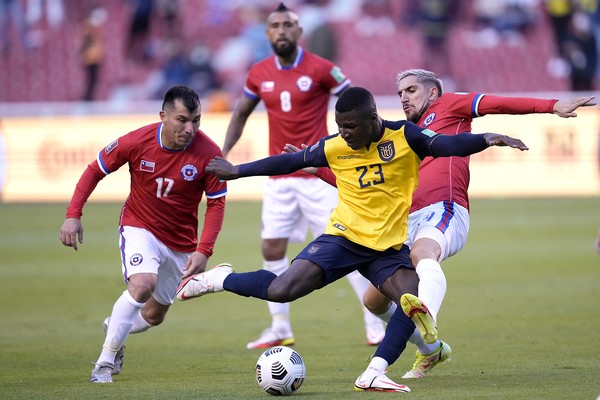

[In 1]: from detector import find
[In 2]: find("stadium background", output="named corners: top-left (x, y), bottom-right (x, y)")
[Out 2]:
top-left (0, 0), bottom-right (599, 202)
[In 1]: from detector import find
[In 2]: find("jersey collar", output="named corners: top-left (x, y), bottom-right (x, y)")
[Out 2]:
top-left (157, 123), bottom-right (189, 152)
top-left (274, 47), bottom-right (304, 70)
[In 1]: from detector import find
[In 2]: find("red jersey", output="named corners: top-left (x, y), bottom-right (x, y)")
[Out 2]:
top-left (66, 122), bottom-right (227, 253)
top-left (244, 47), bottom-right (350, 178)
top-left (411, 93), bottom-right (556, 212)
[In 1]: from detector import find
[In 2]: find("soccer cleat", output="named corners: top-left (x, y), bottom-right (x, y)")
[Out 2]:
top-left (103, 317), bottom-right (125, 375)
top-left (402, 340), bottom-right (452, 379)
top-left (400, 293), bottom-right (438, 344)
top-left (365, 319), bottom-right (386, 346)
top-left (354, 368), bottom-right (411, 393)
top-left (176, 263), bottom-right (233, 301)
top-left (90, 362), bottom-right (114, 383)
top-left (246, 328), bottom-right (296, 350)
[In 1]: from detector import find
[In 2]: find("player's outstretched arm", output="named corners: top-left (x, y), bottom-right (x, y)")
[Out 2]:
top-left (553, 96), bottom-right (596, 118)
top-left (283, 143), bottom-right (319, 176)
top-left (207, 152), bottom-right (309, 180)
top-left (483, 133), bottom-right (529, 150)
top-left (60, 218), bottom-right (84, 251)
top-left (206, 157), bottom-right (240, 180)
top-left (428, 131), bottom-right (528, 158)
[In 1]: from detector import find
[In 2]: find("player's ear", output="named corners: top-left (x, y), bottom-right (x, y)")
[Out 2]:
top-left (429, 85), bottom-right (438, 100)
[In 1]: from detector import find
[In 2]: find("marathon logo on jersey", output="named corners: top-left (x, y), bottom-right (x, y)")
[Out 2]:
top-left (261, 81), bottom-right (275, 93)
top-left (129, 253), bottom-right (143, 266)
top-left (296, 75), bottom-right (313, 92)
top-left (330, 66), bottom-right (346, 83)
top-left (105, 139), bottom-right (118, 154)
top-left (140, 160), bottom-right (155, 172)
top-left (423, 112), bottom-right (436, 127)
top-left (377, 141), bottom-right (395, 162)
top-left (307, 243), bottom-right (321, 254)
top-left (180, 164), bottom-right (198, 181)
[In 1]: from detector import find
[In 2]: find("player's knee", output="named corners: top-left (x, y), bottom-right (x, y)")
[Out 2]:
top-left (267, 282), bottom-right (294, 302)
top-left (410, 247), bottom-right (435, 265)
top-left (141, 308), bottom-right (166, 326)
top-left (262, 239), bottom-right (287, 260)
top-left (410, 240), bottom-right (441, 265)
top-left (363, 289), bottom-right (390, 314)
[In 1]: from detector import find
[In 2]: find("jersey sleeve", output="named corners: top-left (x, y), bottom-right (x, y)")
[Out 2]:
top-left (65, 162), bottom-right (106, 219)
top-left (435, 93), bottom-right (486, 118)
top-left (242, 64), bottom-right (261, 100)
top-left (303, 137), bottom-right (329, 167)
top-left (314, 54), bottom-right (350, 95)
top-left (403, 120), bottom-right (488, 158)
top-left (238, 151), bottom-right (309, 177)
top-left (97, 135), bottom-right (131, 175)
top-left (477, 95), bottom-right (557, 115)
top-left (65, 135), bottom-right (131, 218)
top-left (196, 196), bottom-right (225, 257)
top-left (401, 121), bottom-right (436, 159)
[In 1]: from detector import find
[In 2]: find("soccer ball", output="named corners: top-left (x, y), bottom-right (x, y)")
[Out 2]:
top-left (255, 346), bottom-right (305, 396)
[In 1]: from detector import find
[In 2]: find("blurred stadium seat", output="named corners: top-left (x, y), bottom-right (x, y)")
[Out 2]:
top-left (0, 0), bottom-right (576, 103)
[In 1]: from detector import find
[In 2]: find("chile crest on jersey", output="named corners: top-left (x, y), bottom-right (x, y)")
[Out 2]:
top-left (423, 112), bottom-right (436, 126)
top-left (181, 164), bottom-right (198, 181)
top-left (296, 75), bottom-right (313, 92)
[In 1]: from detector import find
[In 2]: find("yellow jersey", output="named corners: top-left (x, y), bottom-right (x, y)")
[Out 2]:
top-left (305, 120), bottom-right (433, 251)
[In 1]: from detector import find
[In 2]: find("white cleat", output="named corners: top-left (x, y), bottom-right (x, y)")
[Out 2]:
top-left (176, 263), bottom-right (233, 301)
top-left (90, 362), bottom-right (113, 383)
top-left (354, 368), bottom-right (411, 393)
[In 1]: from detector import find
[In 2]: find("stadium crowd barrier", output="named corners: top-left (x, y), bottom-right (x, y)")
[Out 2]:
top-left (1, 108), bottom-right (599, 202)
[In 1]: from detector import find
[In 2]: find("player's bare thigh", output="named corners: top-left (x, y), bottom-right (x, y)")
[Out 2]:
top-left (379, 268), bottom-right (419, 303)
top-left (267, 259), bottom-right (324, 302)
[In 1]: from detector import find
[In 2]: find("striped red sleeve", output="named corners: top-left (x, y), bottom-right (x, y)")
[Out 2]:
top-left (478, 95), bottom-right (557, 115)
top-left (315, 167), bottom-right (337, 188)
top-left (65, 162), bottom-right (106, 219)
top-left (196, 196), bottom-right (226, 258)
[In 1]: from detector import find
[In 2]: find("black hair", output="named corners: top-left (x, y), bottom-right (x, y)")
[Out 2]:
top-left (335, 87), bottom-right (376, 114)
top-left (162, 85), bottom-right (200, 112)
top-left (275, 2), bottom-right (290, 12)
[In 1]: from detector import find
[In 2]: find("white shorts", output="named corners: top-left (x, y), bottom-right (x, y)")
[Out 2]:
top-left (406, 201), bottom-right (470, 262)
top-left (261, 177), bottom-right (338, 243)
top-left (118, 226), bottom-right (189, 305)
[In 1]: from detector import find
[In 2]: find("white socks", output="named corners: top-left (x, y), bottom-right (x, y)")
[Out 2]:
top-left (130, 311), bottom-right (152, 334)
top-left (264, 258), bottom-right (292, 335)
top-left (375, 301), bottom-right (397, 323)
top-left (367, 356), bottom-right (389, 373)
top-left (409, 328), bottom-right (440, 355)
top-left (96, 290), bottom-right (144, 367)
top-left (415, 258), bottom-right (446, 320)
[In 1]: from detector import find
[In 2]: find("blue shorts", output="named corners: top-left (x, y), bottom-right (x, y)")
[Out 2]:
top-left (294, 234), bottom-right (414, 289)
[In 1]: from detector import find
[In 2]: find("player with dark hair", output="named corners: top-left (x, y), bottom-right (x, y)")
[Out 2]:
top-left (307, 69), bottom-right (595, 379)
top-left (177, 86), bottom-right (529, 392)
top-left (221, 2), bottom-right (385, 349)
top-left (60, 85), bottom-right (227, 383)
top-left (362, 69), bottom-right (595, 379)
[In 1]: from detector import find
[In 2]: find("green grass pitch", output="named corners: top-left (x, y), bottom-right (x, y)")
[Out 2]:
top-left (0, 198), bottom-right (598, 399)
